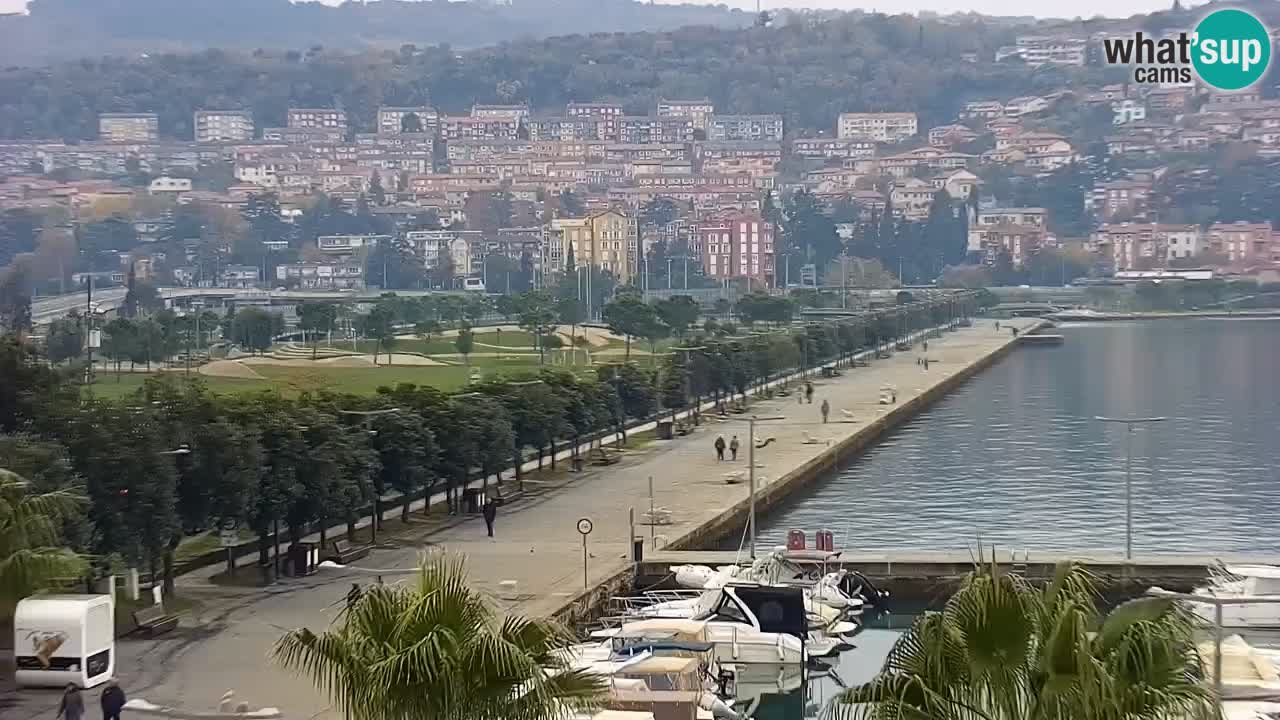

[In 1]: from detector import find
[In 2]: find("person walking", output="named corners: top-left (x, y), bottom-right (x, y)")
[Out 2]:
top-left (729, 435), bottom-right (740, 461)
top-left (481, 498), bottom-right (497, 539)
top-left (820, 399), bottom-right (830, 423)
top-left (100, 680), bottom-right (126, 720)
top-left (714, 435), bottom-right (726, 461)
top-left (804, 382), bottom-right (814, 404)
top-left (57, 684), bottom-right (84, 720)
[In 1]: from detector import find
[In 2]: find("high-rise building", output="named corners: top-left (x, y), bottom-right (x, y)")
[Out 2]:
top-left (98, 113), bottom-right (159, 143)
top-left (836, 112), bottom-right (918, 143)
top-left (696, 211), bottom-right (775, 287)
top-left (546, 210), bottom-right (639, 283)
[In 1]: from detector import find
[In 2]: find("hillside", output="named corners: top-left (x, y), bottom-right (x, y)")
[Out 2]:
top-left (0, 0), bottom-right (753, 65)
top-left (0, 13), bottom-right (1126, 141)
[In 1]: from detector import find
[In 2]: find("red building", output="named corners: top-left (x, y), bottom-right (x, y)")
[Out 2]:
top-left (696, 211), bottom-right (775, 286)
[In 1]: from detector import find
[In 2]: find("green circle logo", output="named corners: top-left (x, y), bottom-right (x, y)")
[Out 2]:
top-left (1192, 9), bottom-right (1271, 91)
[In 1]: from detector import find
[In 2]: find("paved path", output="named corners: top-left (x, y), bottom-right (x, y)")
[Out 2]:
top-left (4, 318), bottom-right (1035, 720)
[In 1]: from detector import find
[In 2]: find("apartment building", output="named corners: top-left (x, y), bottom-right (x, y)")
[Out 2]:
top-left (99, 113), bottom-right (159, 143)
top-left (471, 104), bottom-right (529, 121)
top-left (1093, 179), bottom-right (1151, 221)
top-left (968, 207), bottom-right (1049, 267)
top-left (708, 115), bottom-right (784, 142)
top-left (261, 127), bottom-right (345, 144)
top-left (619, 116), bottom-right (695, 144)
top-left (546, 210), bottom-right (639, 283)
top-left (567, 103), bottom-right (624, 141)
top-left (1091, 223), bottom-right (1201, 270)
top-left (316, 234), bottom-right (390, 255)
top-left (995, 36), bottom-right (1086, 66)
top-left (194, 110), bottom-right (254, 142)
top-left (276, 261), bottom-right (365, 289)
top-left (1207, 222), bottom-right (1275, 266)
top-left (696, 211), bottom-right (775, 286)
top-left (657, 99), bottom-right (715, 131)
top-left (287, 108), bottom-right (348, 131)
top-left (836, 112), bottom-right (917, 143)
top-left (377, 106), bottom-right (438, 134)
top-left (960, 101), bottom-right (1005, 120)
top-left (791, 137), bottom-right (877, 159)
top-left (440, 116), bottom-right (520, 141)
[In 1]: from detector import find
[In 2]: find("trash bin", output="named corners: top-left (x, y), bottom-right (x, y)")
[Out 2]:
top-left (633, 536), bottom-right (644, 562)
top-left (462, 487), bottom-right (485, 514)
top-left (656, 420), bottom-right (674, 440)
top-left (289, 542), bottom-right (316, 577)
top-left (821, 366), bottom-right (835, 378)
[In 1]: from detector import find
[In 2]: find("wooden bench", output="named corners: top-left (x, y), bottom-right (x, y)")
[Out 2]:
top-left (132, 604), bottom-right (178, 636)
top-left (329, 538), bottom-right (370, 564)
top-left (591, 448), bottom-right (621, 466)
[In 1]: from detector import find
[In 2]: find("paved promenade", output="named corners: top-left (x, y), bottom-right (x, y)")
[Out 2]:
top-left (4, 318), bottom-right (1035, 720)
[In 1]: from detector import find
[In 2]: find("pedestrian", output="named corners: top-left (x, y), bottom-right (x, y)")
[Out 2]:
top-left (820, 399), bottom-right (830, 423)
top-left (482, 498), bottom-right (497, 538)
top-left (729, 435), bottom-right (740, 461)
top-left (805, 382), bottom-right (814, 404)
top-left (57, 684), bottom-right (84, 720)
top-left (922, 340), bottom-right (928, 351)
top-left (346, 582), bottom-right (362, 611)
top-left (714, 435), bottom-right (726, 461)
top-left (100, 680), bottom-right (125, 720)
top-left (923, 357), bottom-right (930, 371)
top-left (995, 321), bottom-right (1000, 330)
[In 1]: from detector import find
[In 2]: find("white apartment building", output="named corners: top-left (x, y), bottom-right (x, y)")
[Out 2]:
top-left (276, 261), bottom-right (365, 289)
top-left (377, 106), bottom-right (438, 134)
top-left (836, 112), bottom-right (918, 143)
top-left (657, 99), bottom-right (715, 131)
top-left (194, 110), bottom-right (254, 142)
top-left (99, 113), bottom-right (159, 143)
top-left (316, 234), bottom-right (390, 255)
top-left (287, 108), bottom-right (348, 131)
top-left (708, 115), bottom-right (784, 142)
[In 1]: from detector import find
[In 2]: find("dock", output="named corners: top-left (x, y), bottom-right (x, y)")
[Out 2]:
top-left (635, 550), bottom-right (1278, 603)
top-left (1019, 333), bottom-right (1064, 345)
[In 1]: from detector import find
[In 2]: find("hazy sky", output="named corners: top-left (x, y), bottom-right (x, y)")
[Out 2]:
top-left (0, 0), bottom-right (1175, 20)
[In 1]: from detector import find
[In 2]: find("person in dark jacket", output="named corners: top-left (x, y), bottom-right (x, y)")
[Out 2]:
top-left (100, 680), bottom-right (126, 720)
top-left (58, 684), bottom-right (84, 720)
top-left (482, 498), bottom-right (497, 538)
top-left (714, 435), bottom-right (726, 461)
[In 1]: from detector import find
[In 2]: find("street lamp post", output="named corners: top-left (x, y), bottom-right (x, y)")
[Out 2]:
top-left (1095, 416), bottom-right (1166, 560)
top-left (746, 415), bottom-right (785, 560)
top-left (339, 407), bottom-right (401, 545)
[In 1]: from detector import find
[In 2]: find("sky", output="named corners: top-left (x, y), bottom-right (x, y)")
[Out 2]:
top-left (0, 0), bottom-right (1178, 20)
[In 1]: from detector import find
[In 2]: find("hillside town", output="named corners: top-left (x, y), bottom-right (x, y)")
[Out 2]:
top-left (3, 32), bottom-right (1280, 295)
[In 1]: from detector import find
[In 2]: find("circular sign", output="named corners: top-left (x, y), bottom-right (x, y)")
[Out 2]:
top-left (577, 518), bottom-right (594, 535)
top-left (1192, 9), bottom-right (1271, 91)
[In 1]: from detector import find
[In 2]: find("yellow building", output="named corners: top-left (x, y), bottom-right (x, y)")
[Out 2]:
top-left (547, 210), bottom-right (639, 283)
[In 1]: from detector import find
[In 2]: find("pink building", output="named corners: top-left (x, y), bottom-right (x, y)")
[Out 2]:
top-left (696, 212), bottom-right (775, 286)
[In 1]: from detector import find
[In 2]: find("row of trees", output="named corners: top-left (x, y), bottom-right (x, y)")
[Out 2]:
top-left (1, 290), bottom-right (982, 596)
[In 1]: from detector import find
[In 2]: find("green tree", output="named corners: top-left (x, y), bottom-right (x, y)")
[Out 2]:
top-left (517, 290), bottom-right (558, 363)
top-left (454, 324), bottom-right (474, 377)
top-left (831, 562), bottom-right (1212, 720)
top-left (0, 469), bottom-right (87, 619)
top-left (602, 295), bottom-right (658, 359)
top-left (45, 315), bottom-right (84, 364)
top-left (296, 302), bottom-right (339, 360)
top-left (273, 554), bottom-right (604, 720)
top-left (655, 295), bottom-right (699, 339)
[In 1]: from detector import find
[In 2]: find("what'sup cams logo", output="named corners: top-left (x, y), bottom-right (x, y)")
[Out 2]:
top-left (1103, 7), bottom-right (1272, 90)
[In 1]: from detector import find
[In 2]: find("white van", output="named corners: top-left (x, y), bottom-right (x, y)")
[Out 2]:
top-left (462, 277), bottom-right (486, 292)
top-left (14, 594), bottom-right (115, 688)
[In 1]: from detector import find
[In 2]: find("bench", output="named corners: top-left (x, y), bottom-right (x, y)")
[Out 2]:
top-left (591, 448), bottom-right (621, 466)
top-left (494, 490), bottom-right (524, 507)
top-left (132, 604), bottom-right (178, 636)
top-left (329, 538), bottom-right (370, 564)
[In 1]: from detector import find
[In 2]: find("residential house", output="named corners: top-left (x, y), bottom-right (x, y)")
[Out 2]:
top-left (546, 210), bottom-right (640, 282)
top-left (968, 207), bottom-right (1048, 266)
top-left (440, 116), bottom-right (520, 141)
top-left (1113, 99), bottom-right (1147, 125)
top-left (148, 176), bottom-right (192, 196)
top-left (287, 109), bottom-right (347, 131)
top-left (1004, 96), bottom-right (1049, 118)
top-left (1207, 222), bottom-right (1274, 266)
top-left (377, 106), bottom-right (438, 134)
top-left (1145, 87), bottom-right (1191, 114)
top-left (619, 116), bottom-right (695, 144)
top-left (791, 137), bottom-right (877, 159)
top-left (961, 101), bottom-right (1005, 120)
top-left (219, 264), bottom-right (261, 289)
top-left (932, 169), bottom-right (981, 200)
top-left (276, 261), bottom-right (365, 289)
top-left (316, 234), bottom-right (389, 255)
top-left (928, 124), bottom-right (979, 147)
top-left (1094, 179), bottom-right (1151, 221)
top-left (891, 178), bottom-right (936, 220)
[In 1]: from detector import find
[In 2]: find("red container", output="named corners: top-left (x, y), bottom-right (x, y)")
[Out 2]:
top-left (815, 529), bottom-right (834, 552)
top-left (786, 529), bottom-right (806, 551)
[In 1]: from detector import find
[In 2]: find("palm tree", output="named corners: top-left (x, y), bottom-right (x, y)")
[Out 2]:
top-left (829, 559), bottom-right (1213, 720)
top-left (0, 469), bottom-right (87, 619)
top-left (273, 553), bottom-right (605, 720)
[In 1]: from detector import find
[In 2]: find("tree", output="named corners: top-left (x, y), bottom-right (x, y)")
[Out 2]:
top-left (230, 307), bottom-right (279, 355)
top-left (783, 189), bottom-right (841, 277)
top-left (273, 554), bottom-right (604, 720)
top-left (0, 264), bottom-right (33, 335)
top-left (45, 315), bottom-right (84, 364)
top-left (654, 295), bottom-right (700, 338)
top-left (368, 171), bottom-right (386, 206)
top-left (516, 290), bottom-right (558, 363)
top-left (602, 295), bottom-right (658, 359)
top-left (0, 469), bottom-right (87, 619)
top-left (359, 302), bottom-right (396, 364)
top-left (454, 324), bottom-right (474, 377)
top-left (831, 561), bottom-right (1212, 720)
top-left (296, 302), bottom-right (339, 360)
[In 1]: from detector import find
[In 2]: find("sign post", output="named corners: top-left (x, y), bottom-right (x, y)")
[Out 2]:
top-left (220, 518), bottom-right (238, 574)
top-left (577, 518), bottom-right (593, 590)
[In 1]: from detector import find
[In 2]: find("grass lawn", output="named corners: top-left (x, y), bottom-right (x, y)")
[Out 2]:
top-left (84, 352), bottom-right (595, 399)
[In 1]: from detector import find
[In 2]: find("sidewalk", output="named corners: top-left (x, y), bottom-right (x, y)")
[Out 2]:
top-left (3, 318), bottom-right (1033, 720)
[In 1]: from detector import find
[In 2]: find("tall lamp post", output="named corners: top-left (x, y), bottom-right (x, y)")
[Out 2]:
top-left (339, 407), bottom-right (401, 545)
top-left (1095, 415), bottom-right (1166, 560)
top-left (745, 415), bottom-right (786, 560)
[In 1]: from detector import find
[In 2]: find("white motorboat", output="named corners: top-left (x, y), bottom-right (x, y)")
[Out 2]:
top-left (671, 547), bottom-right (874, 614)
top-left (1191, 565), bottom-right (1280, 628)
